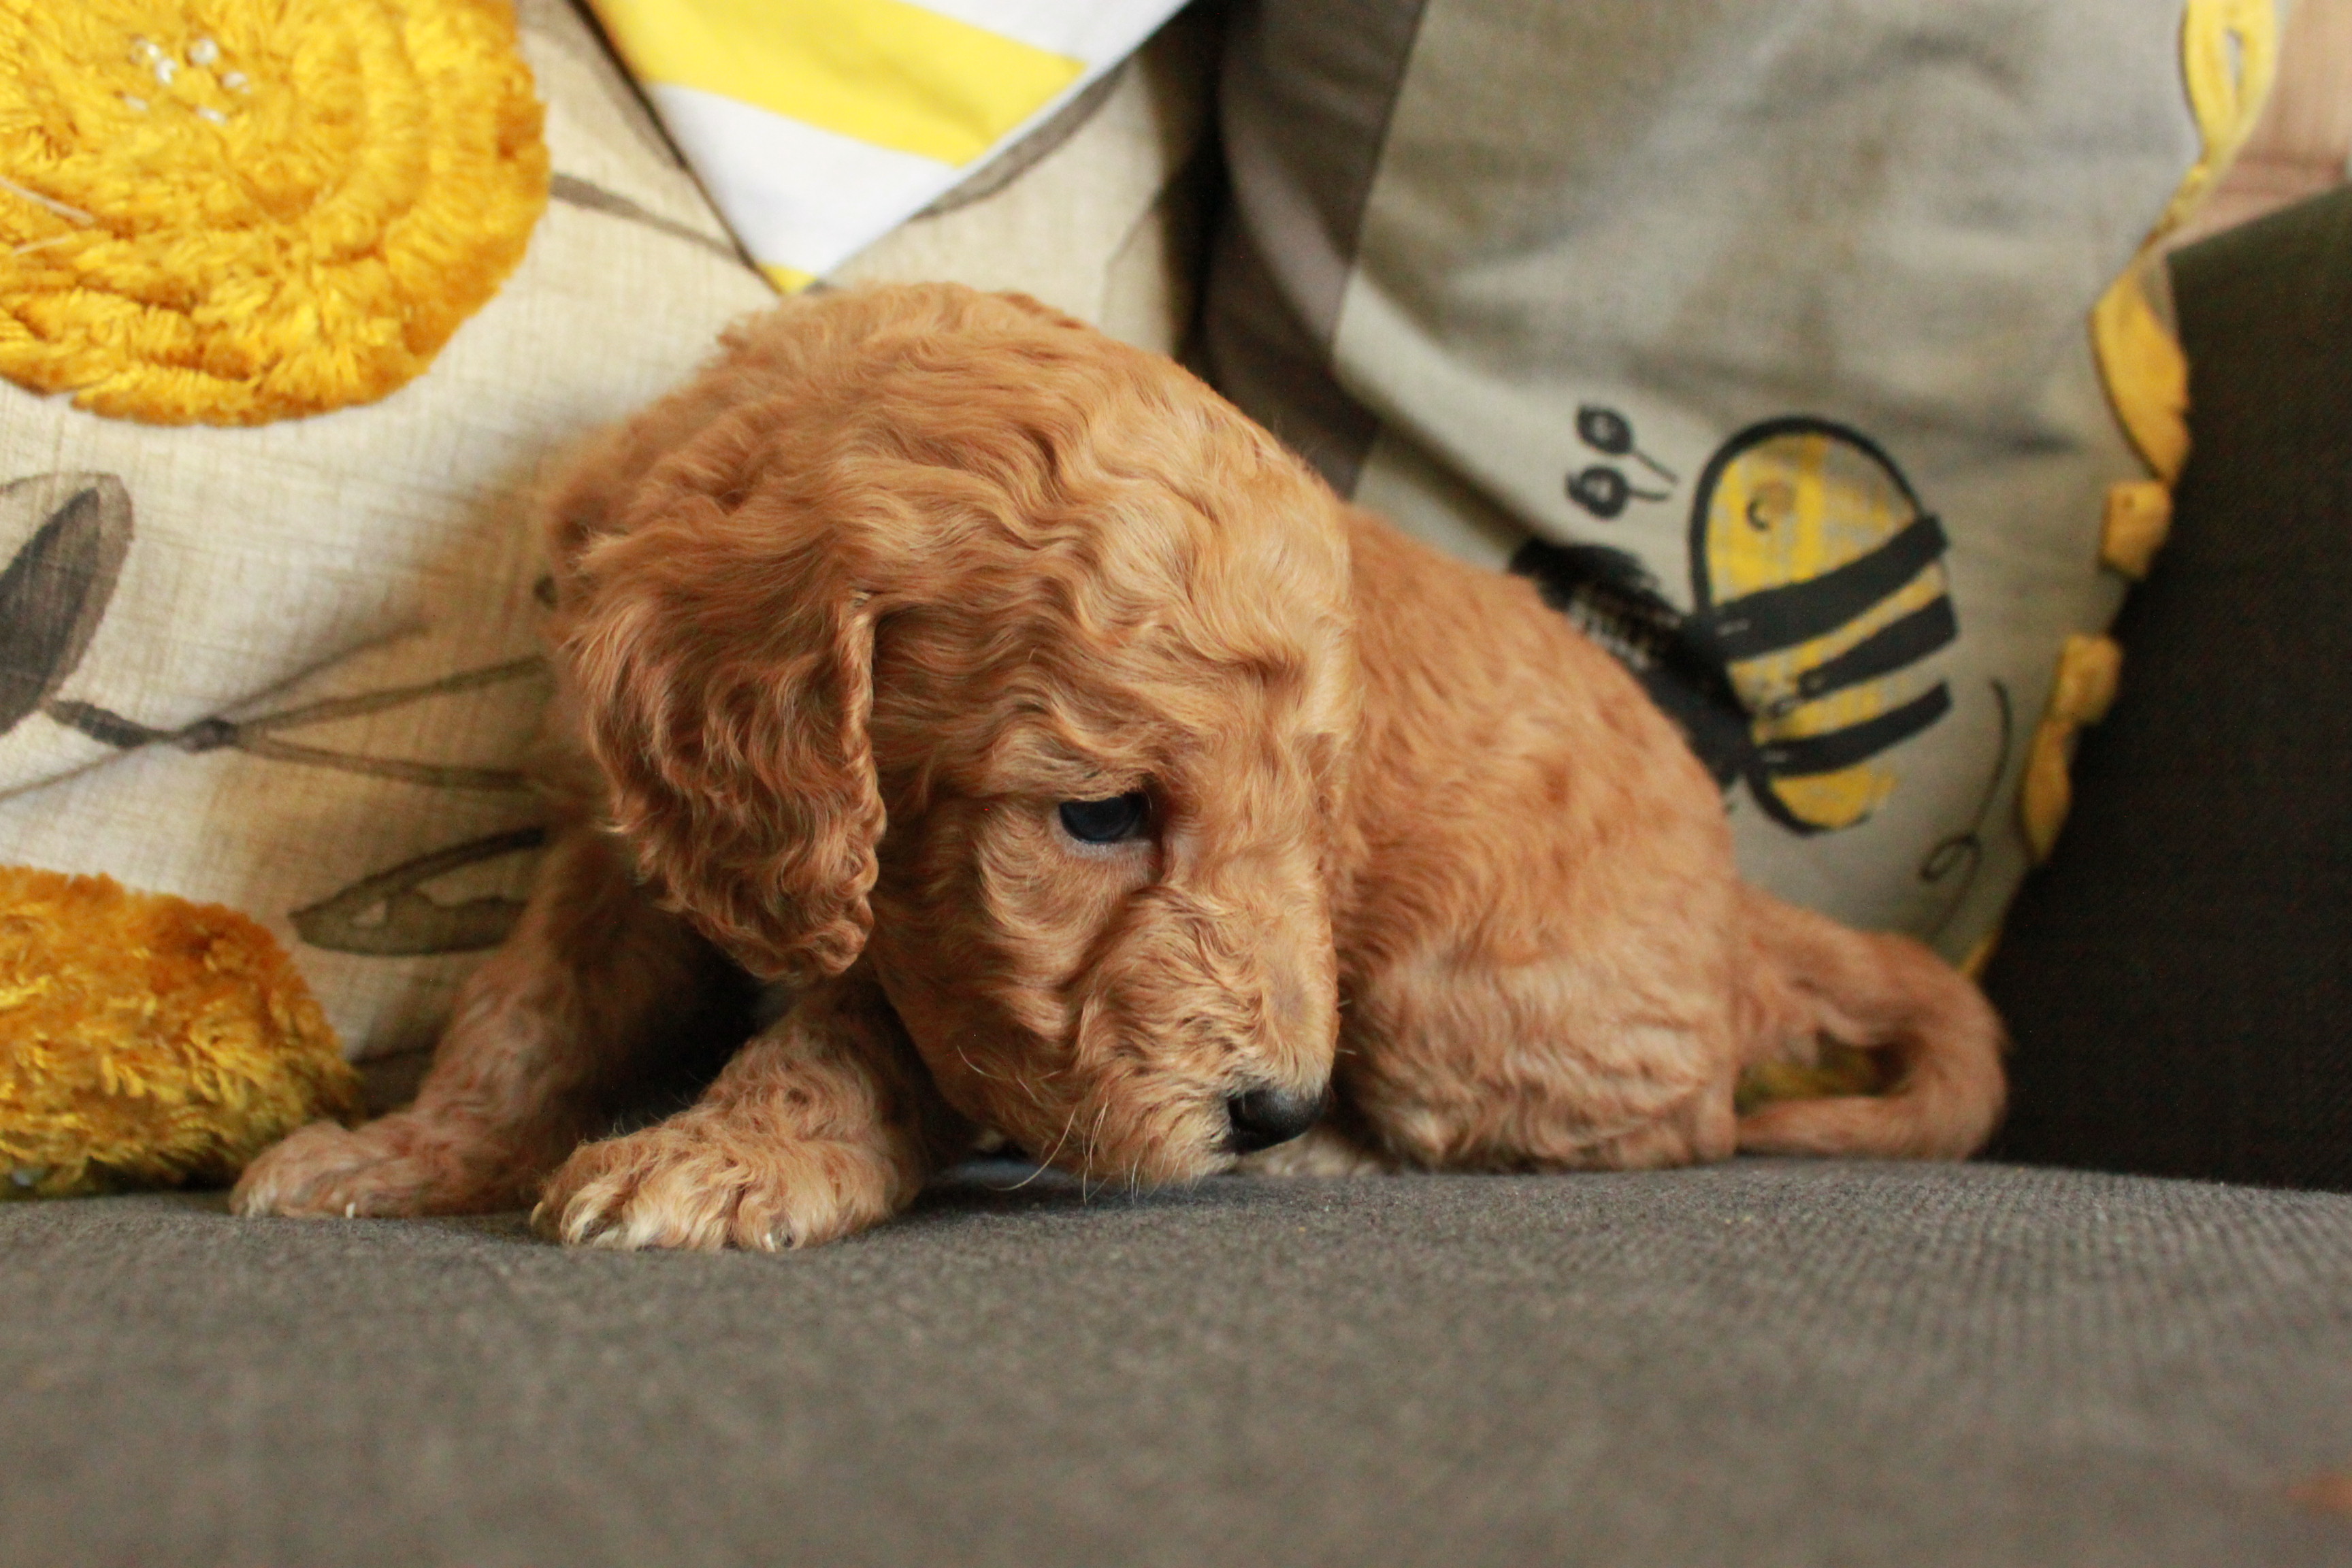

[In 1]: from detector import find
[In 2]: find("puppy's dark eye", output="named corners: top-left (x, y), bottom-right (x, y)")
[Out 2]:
top-left (1058, 793), bottom-right (1150, 845)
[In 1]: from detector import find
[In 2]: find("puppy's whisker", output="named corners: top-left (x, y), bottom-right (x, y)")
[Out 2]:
top-left (1002, 1099), bottom-right (1084, 1192)
top-left (1084, 1100), bottom-right (1111, 1196)
top-left (953, 1043), bottom-right (1007, 1085)
top-left (998, 1154), bottom-right (1056, 1194)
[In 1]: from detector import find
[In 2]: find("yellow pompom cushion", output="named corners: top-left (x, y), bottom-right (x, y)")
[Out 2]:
top-left (0, 0), bottom-right (548, 425)
top-left (0, 866), bottom-right (358, 1197)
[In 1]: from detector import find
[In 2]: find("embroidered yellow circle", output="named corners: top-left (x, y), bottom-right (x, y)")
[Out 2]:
top-left (0, 0), bottom-right (549, 425)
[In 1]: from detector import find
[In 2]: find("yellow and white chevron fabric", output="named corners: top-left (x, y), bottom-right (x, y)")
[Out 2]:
top-left (587, 0), bottom-right (1190, 291)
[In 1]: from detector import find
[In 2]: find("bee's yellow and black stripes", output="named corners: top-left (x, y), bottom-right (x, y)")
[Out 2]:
top-left (1688, 418), bottom-right (1957, 834)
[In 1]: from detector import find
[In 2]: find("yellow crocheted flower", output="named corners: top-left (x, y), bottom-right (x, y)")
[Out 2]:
top-left (0, 0), bottom-right (548, 425)
top-left (0, 866), bottom-right (360, 1198)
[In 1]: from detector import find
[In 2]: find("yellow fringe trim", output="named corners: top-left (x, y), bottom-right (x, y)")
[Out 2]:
top-left (0, 866), bottom-right (359, 1198)
top-left (2100, 479), bottom-right (2175, 578)
top-left (2093, 259), bottom-right (2193, 485)
top-left (2089, 0), bottom-right (2278, 483)
top-left (2020, 634), bottom-right (2125, 864)
top-left (2167, 0), bottom-right (2281, 235)
top-left (0, 0), bottom-right (549, 425)
top-left (2036, 0), bottom-right (2276, 871)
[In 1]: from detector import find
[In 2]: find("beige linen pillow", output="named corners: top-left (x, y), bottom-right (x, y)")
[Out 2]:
top-left (0, 0), bottom-right (773, 1098)
top-left (0, 0), bottom-right (1221, 1107)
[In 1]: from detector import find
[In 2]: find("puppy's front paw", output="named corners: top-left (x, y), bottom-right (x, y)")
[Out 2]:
top-left (532, 1117), bottom-right (907, 1251)
top-left (231, 1114), bottom-right (531, 1218)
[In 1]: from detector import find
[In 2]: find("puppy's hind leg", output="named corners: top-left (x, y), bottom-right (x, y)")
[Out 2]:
top-left (1732, 889), bottom-right (2006, 1161)
top-left (534, 971), bottom-right (968, 1250)
top-left (233, 826), bottom-right (728, 1218)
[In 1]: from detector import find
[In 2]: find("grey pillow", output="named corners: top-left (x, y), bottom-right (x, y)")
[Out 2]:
top-left (1199, 0), bottom-right (2259, 974)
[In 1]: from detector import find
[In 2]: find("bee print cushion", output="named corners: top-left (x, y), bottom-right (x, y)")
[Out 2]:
top-left (1202, 0), bottom-right (2275, 973)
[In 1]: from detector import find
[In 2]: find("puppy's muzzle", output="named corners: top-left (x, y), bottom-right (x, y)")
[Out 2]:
top-left (1223, 1083), bottom-right (1329, 1154)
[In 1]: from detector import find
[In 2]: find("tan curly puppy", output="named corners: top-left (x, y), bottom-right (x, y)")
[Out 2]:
top-left (233, 284), bottom-right (2004, 1249)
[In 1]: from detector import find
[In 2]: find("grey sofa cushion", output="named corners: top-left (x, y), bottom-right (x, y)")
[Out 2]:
top-left (5, 1163), bottom-right (2350, 1566)
top-left (1984, 187), bottom-right (2352, 1191)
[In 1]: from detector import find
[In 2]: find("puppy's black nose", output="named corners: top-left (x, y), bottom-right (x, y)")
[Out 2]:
top-left (1224, 1084), bottom-right (1327, 1154)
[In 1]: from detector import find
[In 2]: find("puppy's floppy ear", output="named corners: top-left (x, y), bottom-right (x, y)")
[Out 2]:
top-left (559, 483), bottom-right (888, 985)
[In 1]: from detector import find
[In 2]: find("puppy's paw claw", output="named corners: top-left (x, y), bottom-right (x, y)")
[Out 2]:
top-left (232, 1121), bottom-right (391, 1218)
top-left (231, 1115), bottom-right (524, 1219)
top-left (535, 1120), bottom-right (901, 1252)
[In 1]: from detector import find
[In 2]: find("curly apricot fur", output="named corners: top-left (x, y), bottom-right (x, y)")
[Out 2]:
top-left (237, 284), bottom-right (2004, 1248)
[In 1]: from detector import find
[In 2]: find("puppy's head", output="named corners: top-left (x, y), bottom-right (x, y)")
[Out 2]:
top-left (553, 284), bottom-right (1356, 1182)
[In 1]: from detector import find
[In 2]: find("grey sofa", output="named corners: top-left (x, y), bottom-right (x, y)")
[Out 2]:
top-left (7, 1161), bottom-right (2351, 1567)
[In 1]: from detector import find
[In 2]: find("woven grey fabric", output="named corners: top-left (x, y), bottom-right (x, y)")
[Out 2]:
top-left (1985, 187), bottom-right (2352, 1190)
top-left (5, 1163), bottom-right (2351, 1566)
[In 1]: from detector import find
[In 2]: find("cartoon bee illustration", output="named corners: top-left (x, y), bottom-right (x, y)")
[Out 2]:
top-left (1517, 412), bottom-right (1957, 836)
top-left (1686, 416), bottom-right (1957, 833)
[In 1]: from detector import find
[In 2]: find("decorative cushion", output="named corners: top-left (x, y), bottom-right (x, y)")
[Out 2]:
top-left (0, 0), bottom-right (549, 424)
top-left (0, 0), bottom-right (774, 1084)
top-left (0, 0), bottom-right (1220, 1105)
top-left (1201, 0), bottom-right (2281, 970)
top-left (578, 0), bottom-right (1194, 294)
top-left (0, 865), bottom-right (359, 1198)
